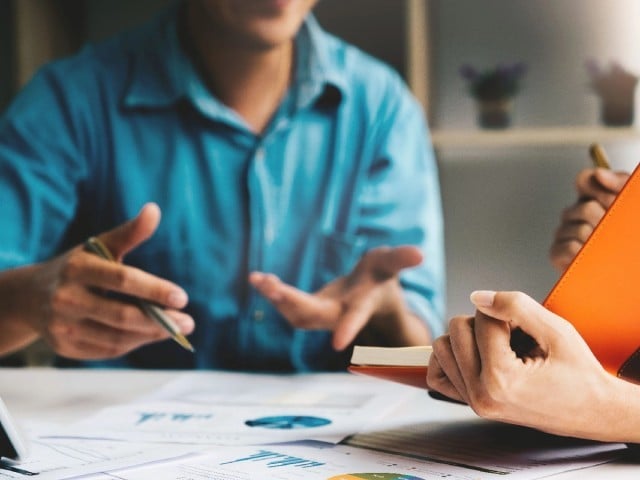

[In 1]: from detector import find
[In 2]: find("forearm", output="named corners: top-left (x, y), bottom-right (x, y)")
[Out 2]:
top-left (0, 265), bottom-right (42, 356)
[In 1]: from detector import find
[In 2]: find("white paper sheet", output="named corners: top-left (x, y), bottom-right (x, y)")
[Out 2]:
top-left (0, 437), bottom-right (196, 480)
top-left (71, 440), bottom-right (626, 480)
top-left (345, 418), bottom-right (627, 479)
top-left (47, 372), bottom-right (413, 445)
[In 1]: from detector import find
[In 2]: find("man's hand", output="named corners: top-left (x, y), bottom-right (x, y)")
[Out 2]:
top-left (550, 168), bottom-right (629, 272)
top-left (249, 245), bottom-right (430, 351)
top-left (2, 203), bottom-right (194, 359)
top-left (426, 290), bottom-right (630, 442)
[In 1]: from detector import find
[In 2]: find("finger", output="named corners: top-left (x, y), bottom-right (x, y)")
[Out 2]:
top-left (548, 239), bottom-right (582, 272)
top-left (49, 281), bottom-right (195, 337)
top-left (553, 222), bottom-right (594, 244)
top-left (592, 169), bottom-right (629, 194)
top-left (560, 200), bottom-right (605, 228)
top-left (430, 320), bottom-right (472, 404)
top-left (52, 319), bottom-right (171, 360)
top-left (99, 203), bottom-right (161, 260)
top-left (249, 271), bottom-right (340, 327)
top-left (469, 290), bottom-right (561, 353)
top-left (447, 315), bottom-right (481, 391)
top-left (426, 345), bottom-right (466, 403)
top-left (576, 169), bottom-right (628, 209)
top-left (469, 307), bottom-right (515, 373)
top-left (332, 299), bottom-right (376, 351)
top-left (71, 252), bottom-right (188, 309)
top-left (359, 245), bottom-right (423, 280)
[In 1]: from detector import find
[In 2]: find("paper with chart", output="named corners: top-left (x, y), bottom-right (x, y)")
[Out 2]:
top-left (47, 372), bottom-right (413, 445)
top-left (0, 436), bottom-right (196, 480)
top-left (344, 417), bottom-right (626, 480)
top-left (71, 440), bottom-right (627, 480)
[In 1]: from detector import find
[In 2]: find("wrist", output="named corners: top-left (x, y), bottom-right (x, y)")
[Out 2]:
top-left (0, 266), bottom-right (43, 355)
top-left (601, 375), bottom-right (640, 443)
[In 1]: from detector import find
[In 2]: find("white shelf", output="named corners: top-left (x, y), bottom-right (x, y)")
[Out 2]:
top-left (431, 126), bottom-right (640, 149)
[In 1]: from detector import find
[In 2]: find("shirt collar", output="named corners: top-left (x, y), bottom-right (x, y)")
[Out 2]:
top-left (122, 6), bottom-right (347, 118)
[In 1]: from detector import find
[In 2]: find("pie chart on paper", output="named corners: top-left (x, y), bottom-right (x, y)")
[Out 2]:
top-left (244, 415), bottom-right (331, 429)
top-left (328, 475), bottom-right (425, 480)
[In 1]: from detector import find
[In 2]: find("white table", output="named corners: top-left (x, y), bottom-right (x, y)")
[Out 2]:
top-left (1, 367), bottom-right (638, 479)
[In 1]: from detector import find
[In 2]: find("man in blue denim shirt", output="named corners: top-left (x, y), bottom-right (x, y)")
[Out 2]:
top-left (0, 0), bottom-right (445, 371)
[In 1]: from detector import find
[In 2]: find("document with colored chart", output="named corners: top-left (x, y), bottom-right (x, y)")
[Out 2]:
top-left (80, 440), bottom-right (625, 480)
top-left (45, 372), bottom-right (414, 446)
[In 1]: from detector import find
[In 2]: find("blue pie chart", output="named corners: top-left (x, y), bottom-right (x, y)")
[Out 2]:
top-left (244, 415), bottom-right (331, 429)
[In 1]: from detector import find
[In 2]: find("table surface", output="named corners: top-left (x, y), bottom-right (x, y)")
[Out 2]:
top-left (1, 367), bottom-right (638, 479)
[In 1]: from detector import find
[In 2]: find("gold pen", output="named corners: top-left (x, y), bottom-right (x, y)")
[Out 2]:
top-left (589, 143), bottom-right (611, 169)
top-left (84, 236), bottom-right (195, 353)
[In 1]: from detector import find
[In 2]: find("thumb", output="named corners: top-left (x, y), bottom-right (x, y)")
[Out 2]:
top-left (99, 203), bottom-right (161, 260)
top-left (469, 290), bottom-right (564, 352)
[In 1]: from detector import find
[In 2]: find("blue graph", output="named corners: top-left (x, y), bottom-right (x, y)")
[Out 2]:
top-left (244, 415), bottom-right (331, 429)
top-left (135, 412), bottom-right (214, 425)
top-left (220, 449), bottom-right (325, 469)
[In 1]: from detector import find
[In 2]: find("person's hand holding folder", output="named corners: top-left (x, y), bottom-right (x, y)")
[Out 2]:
top-left (549, 144), bottom-right (629, 272)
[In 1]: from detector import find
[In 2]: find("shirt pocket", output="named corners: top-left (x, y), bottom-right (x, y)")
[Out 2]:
top-left (315, 230), bottom-right (366, 287)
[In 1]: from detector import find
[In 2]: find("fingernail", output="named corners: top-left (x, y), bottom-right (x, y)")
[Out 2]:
top-left (168, 290), bottom-right (188, 307)
top-left (470, 290), bottom-right (496, 308)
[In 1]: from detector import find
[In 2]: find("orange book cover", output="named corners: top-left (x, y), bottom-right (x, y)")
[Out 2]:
top-left (348, 365), bottom-right (428, 389)
top-left (543, 163), bottom-right (640, 383)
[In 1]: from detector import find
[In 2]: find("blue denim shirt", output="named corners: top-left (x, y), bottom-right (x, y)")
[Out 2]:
top-left (0, 6), bottom-right (445, 371)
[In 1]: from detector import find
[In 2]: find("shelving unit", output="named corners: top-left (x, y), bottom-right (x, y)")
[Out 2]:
top-left (430, 125), bottom-right (640, 149)
top-left (405, 2), bottom-right (640, 154)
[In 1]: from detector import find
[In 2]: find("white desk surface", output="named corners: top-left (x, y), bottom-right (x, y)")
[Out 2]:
top-left (1, 367), bottom-right (638, 479)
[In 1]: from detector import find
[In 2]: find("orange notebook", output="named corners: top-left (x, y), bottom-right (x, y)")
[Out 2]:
top-left (543, 163), bottom-right (640, 384)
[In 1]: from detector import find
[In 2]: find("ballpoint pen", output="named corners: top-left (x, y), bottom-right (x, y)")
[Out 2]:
top-left (589, 142), bottom-right (611, 169)
top-left (84, 236), bottom-right (195, 353)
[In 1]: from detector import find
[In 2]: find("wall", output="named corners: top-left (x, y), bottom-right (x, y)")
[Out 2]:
top-left (431, 0), bottom-right (640, 128)
top-left (431, 0), bottom-right (640, 316)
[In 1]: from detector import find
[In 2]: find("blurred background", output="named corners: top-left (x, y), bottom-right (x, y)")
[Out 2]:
top-left (1, 0), bottom-right (640, 364)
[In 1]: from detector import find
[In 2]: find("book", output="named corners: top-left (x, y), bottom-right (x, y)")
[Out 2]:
top-left (348, 346), bottom-right (432, 389)
top-left (543, 162), bottom-right (640, 384)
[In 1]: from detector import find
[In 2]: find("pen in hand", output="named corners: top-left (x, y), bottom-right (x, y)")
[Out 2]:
top-left (589, 143), bottom-right (611, 169)
top-left (84, 236), bottom-right (195, 353)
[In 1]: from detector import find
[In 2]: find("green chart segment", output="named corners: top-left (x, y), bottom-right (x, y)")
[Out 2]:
top-left (329, 474), bottom-right (425, 480)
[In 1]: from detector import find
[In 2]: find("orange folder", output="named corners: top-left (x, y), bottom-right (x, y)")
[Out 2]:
top-left (543, 163), bottom-right (640, 383)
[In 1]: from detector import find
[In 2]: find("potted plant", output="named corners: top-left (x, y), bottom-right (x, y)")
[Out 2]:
top-left (459, 62), bottom-right (527, 129)
top-left (585, 59), bottom-right (638, 127)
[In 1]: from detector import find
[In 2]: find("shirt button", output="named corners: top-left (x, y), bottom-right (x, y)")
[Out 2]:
top-left (253, 310), bottom-right (264, 322)
top-left (255, 147), bottom-right (265, 161)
